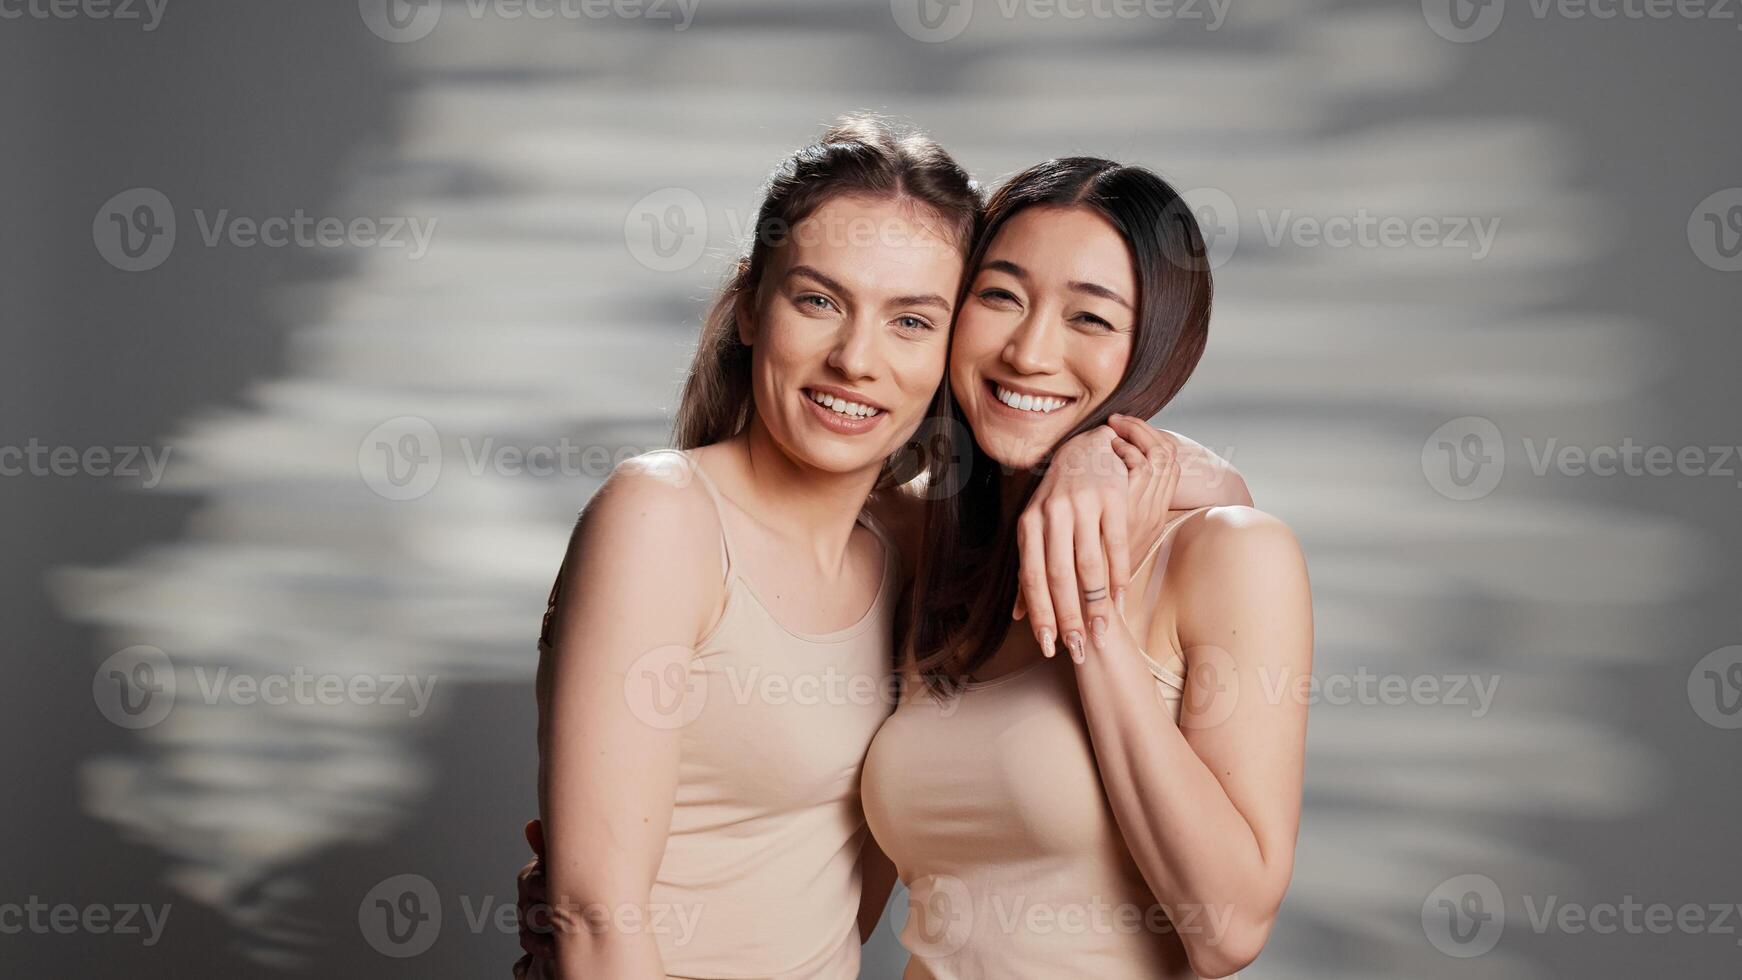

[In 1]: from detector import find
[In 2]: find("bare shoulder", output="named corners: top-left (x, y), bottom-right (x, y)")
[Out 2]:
top-left (1164, 505), bottom-right (1310, 641)
top-left (569, 450), bottom-right (725, 577)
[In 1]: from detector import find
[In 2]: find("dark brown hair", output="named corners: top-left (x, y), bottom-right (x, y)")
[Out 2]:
top-left (907, 157), bottom-right (1214, 694)
top-left (672, 115), bottom-right (982, 451)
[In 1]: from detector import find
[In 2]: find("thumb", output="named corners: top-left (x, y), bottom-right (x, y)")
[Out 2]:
top-left (524, 818), bottom-right (545, 858)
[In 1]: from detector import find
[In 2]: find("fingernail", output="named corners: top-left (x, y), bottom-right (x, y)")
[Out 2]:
top-left (1040, 628), bottom-right (1055, 656)
top-left (1066, 631), bottom-right (1085, 663)
top-left (1091, 616), bottom-right (1107, 650)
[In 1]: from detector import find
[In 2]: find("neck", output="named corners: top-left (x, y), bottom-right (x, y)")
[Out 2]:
top-left (733, 417), bottom-right (883, 567)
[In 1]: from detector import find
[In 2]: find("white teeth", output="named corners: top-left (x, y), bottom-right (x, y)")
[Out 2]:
top-left (995, 384), bottom-right (1067, 414)
top-left (808, 390), bottom-right (880, 419)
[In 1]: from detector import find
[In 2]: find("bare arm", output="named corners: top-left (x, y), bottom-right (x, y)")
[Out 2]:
top-left (538, 455), bottom-right (723, 979)
top-left (1016, 418), bottom-right (1251, 660)
top-left (1072, 507), bottom-right (1312, 978)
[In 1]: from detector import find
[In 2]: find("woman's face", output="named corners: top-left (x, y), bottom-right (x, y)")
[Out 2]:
top-left (950, 204), bottom-right (1138, 469)
top-left (743, 193), bottom-right (964, 476)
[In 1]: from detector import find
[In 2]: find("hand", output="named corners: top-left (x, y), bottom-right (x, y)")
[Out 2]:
top-left (1014, 425), bottom-right (1133, 663)
top-left (513, 819), bottom-right (555, 977)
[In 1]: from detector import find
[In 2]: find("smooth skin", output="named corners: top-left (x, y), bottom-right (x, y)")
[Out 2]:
top-left (941, 204), bottom-right (1312, 978)
top-left (519, 198), bottom-right (1258, 978)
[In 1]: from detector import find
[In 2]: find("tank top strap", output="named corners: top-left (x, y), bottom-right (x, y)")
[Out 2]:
top-left (1121, 505), bottom-right (1215, 692)
top-left (646, 448), bottom-right (737, 587)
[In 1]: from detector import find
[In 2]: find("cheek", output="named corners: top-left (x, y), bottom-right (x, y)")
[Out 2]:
top-left (948, 309), bottom-right (999, 388)
top-left (1080, 343), bottom-right (1132, 399)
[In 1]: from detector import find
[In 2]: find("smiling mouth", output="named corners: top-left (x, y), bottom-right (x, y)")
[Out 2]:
top-left (804, 388), bottom-right (883, 419)
top-left (987, 380), bottom-right (1074, 415)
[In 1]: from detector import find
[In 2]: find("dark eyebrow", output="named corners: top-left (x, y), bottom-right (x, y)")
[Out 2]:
top-left (984, 258), bottom-right (1132, 310)
top-left (790, 264), bottom-right (952, 314)
top-left (1068, 280), bottom-right (1133, 310)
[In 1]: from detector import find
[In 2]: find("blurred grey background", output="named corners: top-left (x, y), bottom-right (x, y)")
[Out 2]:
top-left (4, 0), bottom-right (1740, 976)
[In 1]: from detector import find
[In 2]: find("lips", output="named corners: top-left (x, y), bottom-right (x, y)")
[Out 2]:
top-left (800, 387), bottom-right (887, 435)
top-left (985, 379), bottom-right (1074, 416)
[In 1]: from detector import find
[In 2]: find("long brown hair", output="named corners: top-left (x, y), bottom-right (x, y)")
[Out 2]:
top-left (907, 157), bottom-right (1214, 695)
top-left (672, 115), bottom-right (982, 451)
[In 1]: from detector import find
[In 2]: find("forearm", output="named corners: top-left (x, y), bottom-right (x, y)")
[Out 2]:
top-left (1073, 633), bottom-right (1281, 973)
top-left (547, 893), bottom-right (666, 980)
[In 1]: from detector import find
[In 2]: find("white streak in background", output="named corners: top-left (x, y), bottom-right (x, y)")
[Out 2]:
top-left (53, 3), bottom-right (1696, 973)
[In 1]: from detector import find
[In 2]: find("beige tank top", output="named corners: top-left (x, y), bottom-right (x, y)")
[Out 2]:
top-left (542, 450), bottom-right (900, 979)
top-left (860, 509), bottom-right (1214, 979)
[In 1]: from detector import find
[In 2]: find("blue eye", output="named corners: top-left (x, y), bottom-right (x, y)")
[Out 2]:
top-left (797, 294), bottom-right (836, 312)
top-left (895, 315), bottom-right (933, 332)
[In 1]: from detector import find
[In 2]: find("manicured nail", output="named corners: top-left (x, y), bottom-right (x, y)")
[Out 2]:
top-left (1066, 631), bottom-right (1085, 663)
top-left (1091, 616), bottom-right (1107, 650)
top-left (1040, 628), bottom-right (1055, 656)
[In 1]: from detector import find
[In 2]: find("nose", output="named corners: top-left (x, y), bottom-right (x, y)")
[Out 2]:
top-left (826, 313), bottom-right (882, 382)
top-left (1002, 308), bottom-right (1063, 375)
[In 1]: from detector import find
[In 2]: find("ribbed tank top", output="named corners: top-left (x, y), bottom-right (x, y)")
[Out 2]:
top-left (860, 507), bottom-right (1217, 979)
top-left (543, 449), bottom-right (900, 979)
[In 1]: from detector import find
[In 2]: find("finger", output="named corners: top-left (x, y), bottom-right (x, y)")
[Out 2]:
top-left (1044, 498), bottom-right (1087, 663)
top-left (1070, 499), bottom-right (1115, 654)
top-left (514, 953), bottom-right (531, 979)
top-left (1017, 511), bottom-right (1058, 656)
top-left (1102, 488), bottom-right (1131, 615)
top-left (1109, 436), bottom-right (1147, 473)
top-left (524, 818), bottom-right (545, 858)
top-left (1108, 415), bottom-right (1173, 457)
top-left (1149, 445), bottom-right (1183, 513)
top-left (1012, 589), bottom-right (1027, 621)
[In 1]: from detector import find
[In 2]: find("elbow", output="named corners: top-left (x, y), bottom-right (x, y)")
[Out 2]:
top-left (1183, 900), bottom-right (1277, 979)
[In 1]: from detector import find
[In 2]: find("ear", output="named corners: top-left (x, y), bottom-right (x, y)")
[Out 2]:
top-left (734, 290), bottom-right (757, 347)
